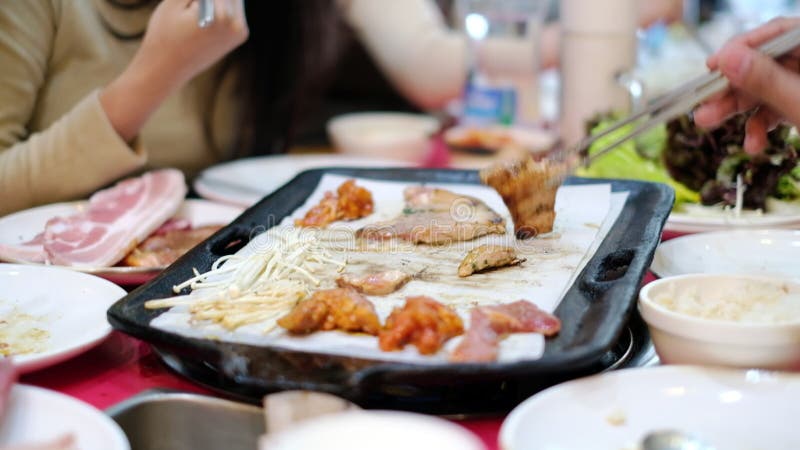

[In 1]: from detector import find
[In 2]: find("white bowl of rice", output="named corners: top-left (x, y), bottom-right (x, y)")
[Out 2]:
top-left (639, 274), bottom-right (800, 370)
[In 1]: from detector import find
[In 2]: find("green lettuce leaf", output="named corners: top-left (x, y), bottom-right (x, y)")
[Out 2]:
top-left (576, 121), bottom-right (700, 206)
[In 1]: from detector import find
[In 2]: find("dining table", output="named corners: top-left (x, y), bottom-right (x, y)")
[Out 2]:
top-left (17, 138), bottom-right (680, 449)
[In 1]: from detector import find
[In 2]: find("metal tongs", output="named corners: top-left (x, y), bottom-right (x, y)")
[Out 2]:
top-left (561, 25), bottom-right (800, 169)
top-left (197, 0), bottom-right (215, 28)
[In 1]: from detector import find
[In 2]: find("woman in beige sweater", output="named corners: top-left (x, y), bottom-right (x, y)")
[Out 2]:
top-left (0, 0), bottom-right (251, 215)
top-left (0, 0), bottom-right (463, 215)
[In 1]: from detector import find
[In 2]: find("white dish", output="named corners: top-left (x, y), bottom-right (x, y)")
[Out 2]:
top-left (0, 384), bottom-right (129, 449)
top-left (639, 274), bottom-right (800, 370)
top-left (0, 264), bottom-right (126, 373)
top-left (193, 154), bottom-right (411, 207)
top-left (652, 229), bottom-right (800, 280)
top-left (0, 199), bottom-right (243, 285)
top-left (666, 202), bottom-right (800, 233)
top-left (500, 365), bottom-right (800, 450)
top-left (260, 410), bottom-right (485, 450)
top-left (327, 112), bottom-right (439, 162)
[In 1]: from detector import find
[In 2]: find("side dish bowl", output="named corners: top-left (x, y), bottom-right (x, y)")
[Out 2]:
top-left (639, 274), bottom-right (800, 370)
top-left (327, 112), bottom-right (438, 163)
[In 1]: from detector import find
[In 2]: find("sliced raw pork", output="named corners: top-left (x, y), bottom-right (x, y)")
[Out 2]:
top-left (450, 300), bottom-right (561, 362)
top-left (0, 232), bottom-right (47, 264)
top-left (41, 169), bottom-right (186, 267)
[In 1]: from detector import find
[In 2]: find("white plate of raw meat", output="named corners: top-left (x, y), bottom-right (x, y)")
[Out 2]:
top-left (0, 384), bottom-right (129, 449)
top-left (0, 199), bottom-right (243, 285)
top-left (0, 264), bottom-right (126, 374)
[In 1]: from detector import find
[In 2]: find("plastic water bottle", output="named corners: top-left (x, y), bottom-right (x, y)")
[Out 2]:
top-left (457, 0), bottom-right (545, 126)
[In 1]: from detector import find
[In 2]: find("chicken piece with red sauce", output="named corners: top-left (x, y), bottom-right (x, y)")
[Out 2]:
top-left (336, 270), bottom-right (411, 295)
top-left (379, 296), bottom-right (464, 355)
top-left (450, 300), bottom-right (561, 363)
top-left (295, 180), bottom-right (373, 228)
top-left (277, 288), bottom-right (380, 335)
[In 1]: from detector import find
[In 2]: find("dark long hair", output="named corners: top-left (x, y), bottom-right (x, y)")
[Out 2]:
top-left (221, 0), bottom-right (341, 157)
top-left (102, 0), bottom-right (340, 158)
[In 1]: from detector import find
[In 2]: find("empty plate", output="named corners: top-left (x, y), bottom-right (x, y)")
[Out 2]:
top-left (651, 229), bottom-right (800, 280)
top-left (500, 365), bottom-right (800, 450)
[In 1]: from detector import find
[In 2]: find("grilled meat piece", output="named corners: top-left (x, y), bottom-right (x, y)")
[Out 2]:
top-left (122, 225), bottom-right (222, 267)
top-left (458, 245), bottom-right (523, 277)
top-left (480, 157), bottom-right (563, 238)
top-left (357, 187), bottom-right (505, 244)
top-left (451, 300), bottom-right (561, 362)
top-left (336, 270), bottom-right (411, 295)
top-left (379, 296), bottom-right (464, 355)
top-left (277, 288), bottom-right (380, 335)
top-left (295, 179), bottom-right (373, 228)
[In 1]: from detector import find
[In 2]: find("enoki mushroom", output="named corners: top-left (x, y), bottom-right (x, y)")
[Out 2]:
top-left (145, 228), bottom-right (346, 332)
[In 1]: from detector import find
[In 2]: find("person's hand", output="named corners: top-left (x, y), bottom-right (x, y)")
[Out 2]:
top-left (694, 17), bottom-right (800, 155)
top-left (101, 0), bottom-right (248, 142)
top-left (132, 0), bottom-right (248, 88)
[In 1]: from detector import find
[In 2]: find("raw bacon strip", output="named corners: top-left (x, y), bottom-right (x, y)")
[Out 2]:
top-left (43, 169), bottom-right (187, 267)
top-left (450, 300), bottom-right (561, 363)
top-left (0, 435), bottom-right (76, 450)
top-left (0, 233), bottom-right (47, 264)
top-left (0, 358), bottom-right (17, 426)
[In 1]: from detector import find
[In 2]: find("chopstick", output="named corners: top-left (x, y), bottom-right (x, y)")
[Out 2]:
top-left (198, 0), bottom-right (215, 28)
top-left (568, 25), bottom-right (800, 168)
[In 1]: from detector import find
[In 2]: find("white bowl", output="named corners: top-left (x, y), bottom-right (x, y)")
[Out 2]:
top-left (327, 112), bottom-right (439, 163)
top-left (258, 410), bottom-right (485, 450)
top-left (639, 274), bottom-right (800, 370)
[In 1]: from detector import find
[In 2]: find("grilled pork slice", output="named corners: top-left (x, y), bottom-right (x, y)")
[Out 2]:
top-left (458, 245), bottom-right (524, 277)
top-left (277, 288), bottom-right (380, 335)
top-left (336, 270), bottom-right (411, 295)
top-left (480, 157), bottom-right (564, 239)
top-left (358, 187), bottom-right (505, 244)
top-left (122, 225), bottom-right (223, 267)
top-left (379, 296), bottom-right (464, 355)
top-left (0, 232), bottom-right (47, 264)
top-left (450, 300), bottom-right (561, 363)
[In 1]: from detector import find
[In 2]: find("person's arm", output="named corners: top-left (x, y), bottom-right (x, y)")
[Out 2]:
top-left (337, 0), bottom-right (466, 110)
top-left (694, 17), bottom-right (800, 154)
top-left (338, 0), bottom-right (681, 111)
top-left (0, 0), bottom-right (247, 216)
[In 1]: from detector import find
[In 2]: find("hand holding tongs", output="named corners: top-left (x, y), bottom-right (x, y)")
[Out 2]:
top-left (197, 0), bottom-right (215, 28)
top-left (562, 25), bottom-right (800, 169)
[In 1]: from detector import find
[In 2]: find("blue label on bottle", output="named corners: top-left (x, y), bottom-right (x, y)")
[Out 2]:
top-left (462, 84), bottom-right (517, 125)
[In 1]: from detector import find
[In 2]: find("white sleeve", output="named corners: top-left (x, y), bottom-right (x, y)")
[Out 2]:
top-left (338, 0), bottom-right (466, 110)
top-left (339, 0), bottom-right (539, 111)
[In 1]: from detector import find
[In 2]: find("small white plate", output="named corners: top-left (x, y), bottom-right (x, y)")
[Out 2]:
top-left (193, 154), bottom-right (410, 207)
top-left (500, 365), bottom-right (800, 450)
top-left (666, 203), bottom-right (800, 233)
top-left (0, 199), bottom-right (243, 284)
top-left (0, 264), bottom-right (126, 373)
top-left (0, 384), bottom-right (129, 449)
top-left (651, 229), bottom-right (800, 280)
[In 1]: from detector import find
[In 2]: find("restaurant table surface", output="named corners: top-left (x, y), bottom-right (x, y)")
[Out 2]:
top-left (17, 137), bottom-right (680, 449)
